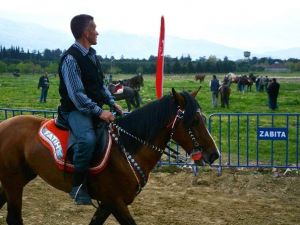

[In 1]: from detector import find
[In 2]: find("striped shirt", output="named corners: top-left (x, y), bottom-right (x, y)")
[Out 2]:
top-left (60, 41), bottom-right (115, 116)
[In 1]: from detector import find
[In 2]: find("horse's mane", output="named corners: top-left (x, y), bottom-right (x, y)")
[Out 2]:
top-left (115, 91), bottom-right (200, 154)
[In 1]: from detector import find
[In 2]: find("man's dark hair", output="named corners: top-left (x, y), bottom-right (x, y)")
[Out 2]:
top-left (70, 14), bottom-right (94, 39)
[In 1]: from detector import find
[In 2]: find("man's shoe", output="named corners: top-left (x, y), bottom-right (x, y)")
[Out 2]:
top-left (69, 185), bottom-right (92, 205)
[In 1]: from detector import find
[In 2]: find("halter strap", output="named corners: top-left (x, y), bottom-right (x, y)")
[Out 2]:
top-left (169, 108), bottom-right (185, 139)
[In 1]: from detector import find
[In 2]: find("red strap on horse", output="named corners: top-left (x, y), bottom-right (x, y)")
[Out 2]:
top-left (191, 151), bottom-right (203, 161)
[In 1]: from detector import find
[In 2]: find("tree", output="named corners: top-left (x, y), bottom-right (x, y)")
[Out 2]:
top-left (206, 55), bottom-right (218, 72)
top-left (0, 61), bottom-right (7, 73)
top-left (172, 58), bottom-right (181, 74)
top-left (45, 62), bottom-right (59, 74)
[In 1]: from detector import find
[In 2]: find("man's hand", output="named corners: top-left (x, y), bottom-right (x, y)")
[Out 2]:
top-left (99, 111), bottom-right (115, 123)
top-left (113, 103), bottom-right (123, 116)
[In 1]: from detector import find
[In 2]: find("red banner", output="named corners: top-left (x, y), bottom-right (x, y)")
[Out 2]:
top-left (155, 16), bottom-right (165, 99)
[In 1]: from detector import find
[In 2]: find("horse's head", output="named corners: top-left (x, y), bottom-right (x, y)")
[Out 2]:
top-left (137, 74), bottom-right (144, 87)
top-left (169, 88), bottom-right (220, 166)
top-left (132, 75), bottom-right (144, 90)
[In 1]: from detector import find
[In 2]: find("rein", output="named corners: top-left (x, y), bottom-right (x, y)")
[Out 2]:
top-left (110, 123), bottom-right (165, 154)
top-left (109, 108), bottom-right (203, 193)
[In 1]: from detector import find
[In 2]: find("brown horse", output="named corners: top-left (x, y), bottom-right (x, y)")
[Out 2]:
top-left (108, 83), bottom-right (141, 112)
top-left (195, 74), bottom-right (206, 83)
top-left (219, 84), bottom-right (231, 108)
top-left (0, 88), bottom-right (219, 225)
top-left (114, 74), bottom-right (144, 91)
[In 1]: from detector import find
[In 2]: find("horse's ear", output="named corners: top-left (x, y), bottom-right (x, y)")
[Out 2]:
top-left (172, 88), bottom-right (185, 107)
top-left (191, 86), bottom-right (202, 98)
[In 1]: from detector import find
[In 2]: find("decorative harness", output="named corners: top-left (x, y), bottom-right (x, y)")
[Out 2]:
top-left (109, 107), bottom-right (204, 194)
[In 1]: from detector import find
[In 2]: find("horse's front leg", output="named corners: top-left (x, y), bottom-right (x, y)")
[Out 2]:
top-left (89, 203), bottom-right (111, 225)
top-left (110, 202), bottom-right (137, 225)
top-left (125, 99), bottom-right (132, 112)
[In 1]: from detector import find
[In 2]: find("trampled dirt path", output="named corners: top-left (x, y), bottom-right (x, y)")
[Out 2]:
top-left (0, 168), bottom-right (299, 225)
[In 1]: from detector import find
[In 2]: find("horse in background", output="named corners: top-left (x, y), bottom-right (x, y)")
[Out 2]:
top-left (108, 83), bottom-right (141, 112)
top-left (227, 73), bottom-right (238, 83)
top-left (237, 75), bottom-right (256, 92)
top-left (219, 84), bottom-right (231, 108)
top-left (228, 73), bottom-right (255, 92)
top-left (112, 74), bottom-right (144, 107)
top-left (195, 74), bottom-right (206, 83)
top-left (117, 74), bottom-right (144, 91)
top-left (247, 73), bottom-right (256, 91)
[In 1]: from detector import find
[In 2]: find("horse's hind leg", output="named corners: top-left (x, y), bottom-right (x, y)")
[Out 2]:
top-left (1, 178), bottom-right (24, 225)
top-left (225, 96), bottom-right (229, 108)
top-left (1, 167), bottom-right (36, 225)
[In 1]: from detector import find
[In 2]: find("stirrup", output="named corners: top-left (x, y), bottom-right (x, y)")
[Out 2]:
top-left (69, 184), bottom-right (92, 205)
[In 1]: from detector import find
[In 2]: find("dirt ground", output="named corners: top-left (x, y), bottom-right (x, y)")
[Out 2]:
top-left (0, 167), bottom-right (300, 225)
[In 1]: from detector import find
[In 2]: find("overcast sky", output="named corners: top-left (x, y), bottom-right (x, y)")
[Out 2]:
top-left (1, 0), bottom-right (300, 53)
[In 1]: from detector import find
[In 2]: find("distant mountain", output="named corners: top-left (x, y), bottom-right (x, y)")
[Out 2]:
top-left (0, 17), bottom-right (73, 52)
top-left (1, 17), bottom-right (299, 60)
top-left (261, 48), bottom-right (300, 60)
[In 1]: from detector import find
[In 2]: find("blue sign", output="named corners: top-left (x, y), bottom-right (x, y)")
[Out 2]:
top-left (257, 128), bottom-right (288, 140)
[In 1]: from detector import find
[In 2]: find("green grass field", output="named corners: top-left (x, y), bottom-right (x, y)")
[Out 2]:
top-left (0, 72), bottom-right (299, 168)
top-left (0, 72), bottom-right (299, 114)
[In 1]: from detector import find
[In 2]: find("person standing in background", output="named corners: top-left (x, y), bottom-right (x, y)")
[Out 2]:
top-left (209, 75), bottom-right (220, 108)
top-left (267, 78), bottom-right (280, 110)
top-left (38, 71), bottom-right (50, 103)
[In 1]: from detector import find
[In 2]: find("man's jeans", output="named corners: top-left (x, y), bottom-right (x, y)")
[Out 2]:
top-left (40, 87), bottom-right (48, 102)
top-left (65, 111), bottom-right (97, 172)
top-left (211, 92), bottom-right (218, 108)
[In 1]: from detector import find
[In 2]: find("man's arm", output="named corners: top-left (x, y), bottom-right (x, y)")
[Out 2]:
top-left (61, 54), bottom-right (102, 116)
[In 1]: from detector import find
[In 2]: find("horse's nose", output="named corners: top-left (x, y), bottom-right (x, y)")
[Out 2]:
top-left (209, 151), bottom-right (219, 165)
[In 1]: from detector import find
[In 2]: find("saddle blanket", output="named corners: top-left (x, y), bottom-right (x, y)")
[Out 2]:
top-left (38, 119), bottom-right (112, 174)
top-left (114, 84), bottom-right (124, 94)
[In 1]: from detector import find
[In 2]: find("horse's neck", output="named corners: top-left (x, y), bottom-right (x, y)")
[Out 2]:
top-left (135, 129), bottom-right (170, 173)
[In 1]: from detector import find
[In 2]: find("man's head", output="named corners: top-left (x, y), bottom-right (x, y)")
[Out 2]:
top-left (71, 14), bottom-right (98, 45)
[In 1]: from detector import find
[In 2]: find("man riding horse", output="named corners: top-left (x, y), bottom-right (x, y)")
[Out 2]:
top-left (56, 14), bottom-right (122, 205)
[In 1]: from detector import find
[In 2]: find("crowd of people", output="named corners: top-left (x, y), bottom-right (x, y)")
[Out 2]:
top-left (209, 73), bottom-right (280, 110)
top-left (256, 75), bottom-right (269, 92)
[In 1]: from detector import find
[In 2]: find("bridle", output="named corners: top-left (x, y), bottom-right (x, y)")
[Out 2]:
top-left (111, 107), bottom-right (203, 154)
top-left (168, 107), bottom-right (204, 157)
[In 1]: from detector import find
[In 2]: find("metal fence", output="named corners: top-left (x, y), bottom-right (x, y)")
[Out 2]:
top-left (0, 108), bottom-right (57, 121)
top-left (208, 113), bottom-right (300, 170)
top-left (1, 108), bottom-right (299, 172)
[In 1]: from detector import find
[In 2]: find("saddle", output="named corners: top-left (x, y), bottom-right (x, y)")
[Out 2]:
top-left (113, 83), bottom-right (124, 94)
top-left (38, 119), bottom-right (112, 174)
